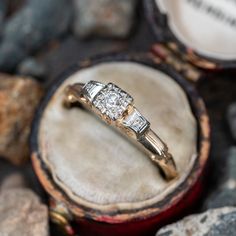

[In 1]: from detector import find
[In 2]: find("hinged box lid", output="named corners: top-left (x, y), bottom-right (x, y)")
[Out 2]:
top-left (145, 0), bottom-right (236, 69)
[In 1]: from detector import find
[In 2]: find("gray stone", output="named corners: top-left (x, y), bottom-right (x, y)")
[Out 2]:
top-left (0, 188), bottom-right (48, 236)
top-left (0, 42), bottom-right (27, 71)
top-left (17, 57), bottom-right (48, 79)
top-left (204, 147), bottom-right (236, 209)
top-left (0, 0), bottom-right (6, 36)
top-left (73, 0), bottom-right (137, 38)
top-left (156, 207), bottom-right (236, 236)
top-left (6, 0), bottom-right (26, 13)
top-left (0, 173), bottom-right (28, 191)
top-left (0, 0), bottom-right (72, 71)
top-left (227, 102), bottom-right (236, 141)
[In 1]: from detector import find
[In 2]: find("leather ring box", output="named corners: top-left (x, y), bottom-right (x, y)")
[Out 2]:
top-left (31, 53), bottom-right (210, 236)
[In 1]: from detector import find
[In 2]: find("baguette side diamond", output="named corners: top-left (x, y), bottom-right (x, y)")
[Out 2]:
top-left (82, 81), bottom-right (105, 102)
top-left (123, 108), bottom-right (150, 135)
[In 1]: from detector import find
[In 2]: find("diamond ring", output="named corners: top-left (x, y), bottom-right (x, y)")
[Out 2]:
top-left (64, 81), bottom-right (178, 180)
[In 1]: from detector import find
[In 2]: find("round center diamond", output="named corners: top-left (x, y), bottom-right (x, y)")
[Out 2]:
top-left (93, 83), bottom-right (133, 120)
top-left (105, 92), bottom-right (121, 109)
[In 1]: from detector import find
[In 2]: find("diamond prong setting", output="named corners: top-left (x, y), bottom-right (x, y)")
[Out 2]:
top-left (92, 83), bottom-right (133, 120)
top-left (82, 81), bottom-right (149, 135)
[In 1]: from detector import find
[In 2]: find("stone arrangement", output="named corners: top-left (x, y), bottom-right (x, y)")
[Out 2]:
top-left (0, 0), bottom-right (138, 79)
top-left (0, 0), bottom-right (236, 236)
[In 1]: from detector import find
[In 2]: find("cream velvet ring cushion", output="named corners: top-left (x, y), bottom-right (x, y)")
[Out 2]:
top-left (156, 0), bottom-right (236, 60)
top-left (39, 62), bottom-right (197, 208)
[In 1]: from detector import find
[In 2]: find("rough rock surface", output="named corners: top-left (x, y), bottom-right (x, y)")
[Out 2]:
top-left (17, 57), bottom-right (48, 80)
top-left (0, 0), bottom-right (72, 71)
top-left (204, 147), bottom-right (236, 209)
top-left (73, 0), bottom-right (137, 38)
top-left (0, 74), bottom-right (43, 165)
top-left (0, 0), bottom-right (6, 36)
top-left (0, 172), bottom-right (27, 191)
top-left (227, 102), bottom-right (236, 141)
top-left (0, 188), bottom-right (48, 236)
top-left (7, 0), bottom-right (26, 14)
top-left (156, 207), bottom-right (236, 236)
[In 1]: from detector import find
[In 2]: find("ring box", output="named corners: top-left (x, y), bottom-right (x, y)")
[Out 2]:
top-left (31, 54), bottom-right (210, 236)
top-left (145, 0), bottom-right (236, 71)
top-left (29, 0), bottom-right (236, 235)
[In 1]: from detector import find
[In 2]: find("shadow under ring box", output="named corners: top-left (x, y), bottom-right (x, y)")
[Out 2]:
top-left (41, 0), bottom-right (236, 235)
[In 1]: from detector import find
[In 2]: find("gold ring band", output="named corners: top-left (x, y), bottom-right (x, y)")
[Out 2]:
top-left (64, 81), bottom-right (178, 180)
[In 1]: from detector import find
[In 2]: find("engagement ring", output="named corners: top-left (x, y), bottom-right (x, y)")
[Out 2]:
top-left (64, 81), bottom-right (178, 180)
